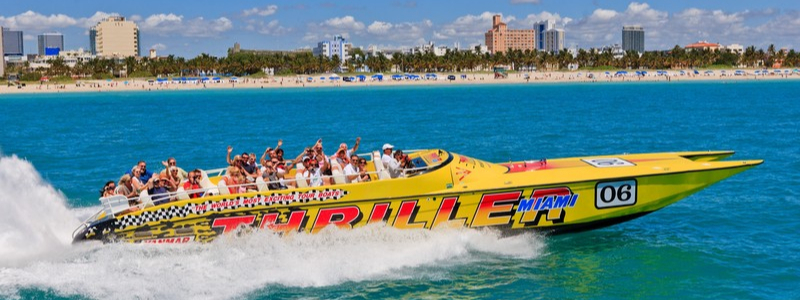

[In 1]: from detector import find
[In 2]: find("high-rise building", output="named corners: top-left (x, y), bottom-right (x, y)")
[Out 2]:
top-left (622, 26), bottom-right (645, 53)
top-left (312, 35), bottom-right (352, 62)
top-left (90, 16), bottom-right (140, 57)
top-left (534, 20), bottom-right (555, 51)
top-left (89, 28), bottom-right (97, 55)
top-left (0, 27), bottom-right (5, 77)
top-left (2, 28), bottom-right (24, 56)
top-left (38, 32), bottom-right (64, 56)
top-left (545, 28), bottom-right (565, 53)
top-left (484, 15), bottom-right (535, 54)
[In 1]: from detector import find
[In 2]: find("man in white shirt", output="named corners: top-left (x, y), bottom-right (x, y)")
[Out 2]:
top-left (343, 154), bottom-right (360, 183)
top-left (381, 143), bottom-right (403, 178)
top-left (304, 158), bottom-right (323, 187)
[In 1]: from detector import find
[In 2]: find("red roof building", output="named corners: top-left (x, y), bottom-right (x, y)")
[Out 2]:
top-left (685, 41), bottom-right (721, 51)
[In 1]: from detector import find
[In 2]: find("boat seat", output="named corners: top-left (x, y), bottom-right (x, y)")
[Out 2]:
top-left (139, 189), bottom-right (154, 208)
top-left (199, 170), bottom-right (219, 196)
top-left (330, 159), bottom-right (346, 185)
top-left (373, 151), bottom-right (391, 180)
top-left (176, 185), bottom-right (190, 201)
top-left (295, 165), bottom-right (309, 188)
top-left (256, 176), bottom-right (269, 192)
top-left (218, 179), bottom-right (230, 195)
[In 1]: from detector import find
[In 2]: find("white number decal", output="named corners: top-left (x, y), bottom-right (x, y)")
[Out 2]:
top-left (582, 158), bottom-right (636, 168)
top-left (595, 180), bottom-right (637, 209)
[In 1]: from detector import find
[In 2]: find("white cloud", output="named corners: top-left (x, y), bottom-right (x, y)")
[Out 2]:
top-left (138, 13), bottom-right (232, 38)
top-left (75, 11), bottom-right (120, 28)
top-left (150, 43), bottom-right (167, 51)
top-left (517, 11), bottom-right (571, 27)
top-left (243, 5), bottom-right (278, 17)
top-left (435, 12), bottom-right (508, 40)
top-left (323, 16), bottom-right (365, 31)
top-left (0, 10), bottom-right (77, 31)
top-left (246, 19), bottom-right (291, 35)
top-left (303, 15), bottom-right (365, 42)
top-left (367, 21), bottom-right (393, 35)
top-left (366, 20), bottom-right (432, 43)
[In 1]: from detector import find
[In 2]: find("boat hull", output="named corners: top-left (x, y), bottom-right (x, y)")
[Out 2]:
top-left (73, 158), bottom-right (758, 243)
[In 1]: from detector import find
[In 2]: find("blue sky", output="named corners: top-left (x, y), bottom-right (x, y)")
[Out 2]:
top-left (2, 0), bottom-right (798, 57)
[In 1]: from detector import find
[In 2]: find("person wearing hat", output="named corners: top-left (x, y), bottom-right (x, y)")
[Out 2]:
top-left (148, 174), bottom-right (173, 205)
top-left (381, 143), bottom-right (403, 178)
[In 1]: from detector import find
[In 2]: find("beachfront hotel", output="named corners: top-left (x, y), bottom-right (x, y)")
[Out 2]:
top-left (622, 26), bottom-right (645, 53)
top-left (533, 20), bottom-right (555, 51)
top-left (484, 15), bottom-right (535, 54)
top-left (545, 28), bottom-right (565, 53)
top-left (89, 16), bottom-right (140, 57)
top-left (38, 32), bottom-right (64, 56)
top-left (313, 35), bottom-right (352, 62)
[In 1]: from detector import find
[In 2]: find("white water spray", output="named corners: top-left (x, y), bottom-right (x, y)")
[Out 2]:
top-left (0, 155), bottom-right (80, 266)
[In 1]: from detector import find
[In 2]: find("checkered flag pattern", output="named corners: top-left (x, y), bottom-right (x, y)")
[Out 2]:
top-left (114, 189), bottom-right (348, 230)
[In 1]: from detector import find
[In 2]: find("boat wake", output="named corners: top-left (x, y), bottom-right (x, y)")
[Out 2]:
top-left (0, 155), bottom-right (546, 300)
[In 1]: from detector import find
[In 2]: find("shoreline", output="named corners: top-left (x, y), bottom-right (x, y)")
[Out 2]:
top-left (2, 70), bottom-right (799, 95)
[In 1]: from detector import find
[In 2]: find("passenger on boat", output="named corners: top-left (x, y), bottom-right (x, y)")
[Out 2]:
top-left (160, 157), bottom-right (187, 181)
top-left (260, 140), bottom-right (283, 166)
top-left (148, 174), bottom-right (173, 205)
top-left (276, 163), bottom-right (291, 189)
top-left (223, 166), bottom-right (247, 194)
top-left (394, 150), bottom-right (414, 169)
top-left (163, 167), bottom-right (182, 191)
top-left (261, 161), bottom-right (283, 190)
top-left (333, 137), bottom-right (360, 165)
top-left (300, 157), bottom-right (324, 187)
top-left (130, 167), bottom-right (148, 193)
top-left (381, 144), bottom-right (403, 178)
top-left (343, 154), bottom-right (361, 183)
top-left (238, 152), bottom-right (259, 182)
top-left (126, 161), bottom-right (154, 183)
top-left (183, 170), bottom-right (204, 199)
top-left (275, 148), bottom-right (285, 163)
top-left (115, 174), bottom-right (138, 198)
top-left (101, 181), bottom-right (116, 197)
top-left (358, 158), bottom-right (372, 182)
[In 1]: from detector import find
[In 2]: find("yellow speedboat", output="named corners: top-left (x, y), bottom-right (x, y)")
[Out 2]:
top-left (73, 149), bottom-right (761, 243)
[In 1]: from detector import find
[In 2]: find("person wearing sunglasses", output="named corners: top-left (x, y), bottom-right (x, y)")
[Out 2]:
top-left (358, 159), bottom-right (372, 182)
top-left (100, 181), bottom-right (116, 197)
top-left (160, 157), bottom-right (187, 181)
top-left (343, 154), bottom-right (361, 183)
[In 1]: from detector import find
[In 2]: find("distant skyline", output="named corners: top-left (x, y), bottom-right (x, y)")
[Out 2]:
top-left (2, 0), bottom-right (799, 57)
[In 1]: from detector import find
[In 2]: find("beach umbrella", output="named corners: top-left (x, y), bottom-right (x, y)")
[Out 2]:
top-left (392, 74), bottom-right (403, 81)
top-left (693, 70), bottom-right (700, 75)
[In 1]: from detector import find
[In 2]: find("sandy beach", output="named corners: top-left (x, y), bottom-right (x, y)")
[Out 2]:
top-left (1, 70), bottom-right (798, 95)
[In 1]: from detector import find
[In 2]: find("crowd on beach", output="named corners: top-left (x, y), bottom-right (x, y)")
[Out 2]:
top-left (5, 69), bottom-right (800, 95)
top-left (100, 138), bottom-right (415, 211)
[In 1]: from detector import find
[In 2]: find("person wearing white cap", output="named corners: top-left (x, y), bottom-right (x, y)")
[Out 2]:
top-left (381, 143), bottom-right (402, 178)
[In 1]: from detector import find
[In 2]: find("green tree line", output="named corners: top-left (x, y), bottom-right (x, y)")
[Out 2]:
top-left (7, 44), bottom-right (799, 80)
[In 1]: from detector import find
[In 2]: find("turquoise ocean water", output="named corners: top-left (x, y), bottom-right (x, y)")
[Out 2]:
top-left (0, 81), bottom-right (797, 299)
